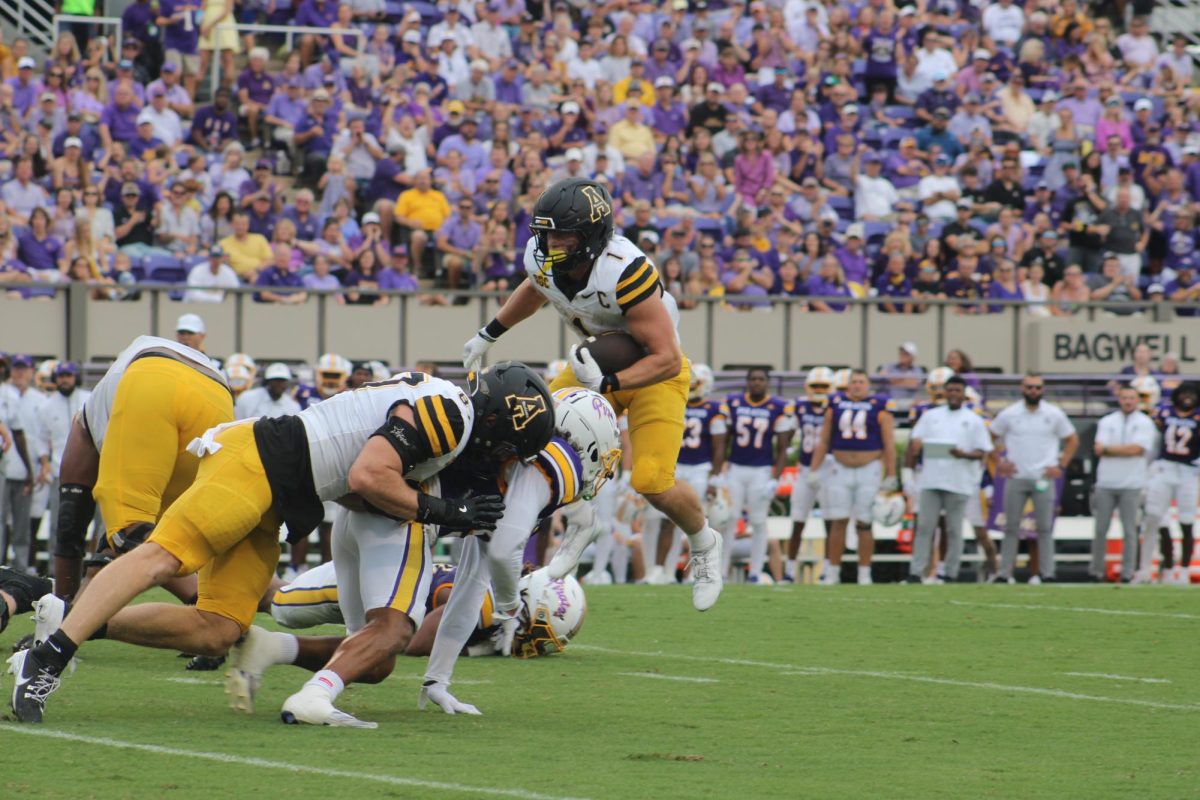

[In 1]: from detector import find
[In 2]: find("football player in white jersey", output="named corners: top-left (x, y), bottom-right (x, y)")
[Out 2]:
top-left (11, 363), bottom-right (553, 725)
top-left (461, 178), bottom-right (724, 611)
top-left (421, 388), bottom-right (620, 715)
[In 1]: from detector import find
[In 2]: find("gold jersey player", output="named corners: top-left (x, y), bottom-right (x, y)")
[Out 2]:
top-left (462, 177), bottom-right (723, 611)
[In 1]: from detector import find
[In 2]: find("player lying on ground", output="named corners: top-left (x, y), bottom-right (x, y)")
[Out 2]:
top-left (462, 177), bottom-right (724, 611)
top-left (10, 363), bottom-right (551, 724)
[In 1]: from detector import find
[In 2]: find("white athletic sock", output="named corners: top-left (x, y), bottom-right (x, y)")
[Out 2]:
top-left (821, 559), bottom-right (831, 579)
top-left (307, 669), bottom-right (345, 701)
top-left (687, 521), bottom-right (717, 553)
top-left (786, 558), bottom-right (797, 576)
top-left (276, 632), bottom-right (299, 665)
top-left (857, 566), bottom-right (872, 583)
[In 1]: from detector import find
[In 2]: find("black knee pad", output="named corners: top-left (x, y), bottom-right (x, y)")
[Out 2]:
top-left (110, 522), bottom-right (156, 554)
top-left (53, 483), bottom-right (96, 560)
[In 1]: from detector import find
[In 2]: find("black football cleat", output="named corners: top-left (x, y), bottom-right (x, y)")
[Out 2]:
top-left (8, 647), bottom-right (64, 723)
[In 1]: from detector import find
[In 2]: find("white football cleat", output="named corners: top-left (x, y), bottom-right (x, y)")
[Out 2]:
top-left (32, 594), bottom-right (66, 647)
top-left (688, 532), bottom-right (723, 611)
top-left (547, 521), bottom-right (599, 581)
top-left (819, 570), bottom-right (841, 585)
top-left (280, 684), bottom-right (377, 729)
top-left (582, 570), bottom-right (612, 585)
top-left (226, 625), bottom-right (287, 714)
top-left (1028, 575), bottom-right (1042, 586)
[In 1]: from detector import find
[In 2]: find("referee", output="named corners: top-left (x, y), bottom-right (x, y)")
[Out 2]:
top-left (1089, 386), bottom-right (1156, 582)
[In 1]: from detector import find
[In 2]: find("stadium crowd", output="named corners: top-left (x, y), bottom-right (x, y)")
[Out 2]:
top-left (1, 0), bottom-right (1199, 315)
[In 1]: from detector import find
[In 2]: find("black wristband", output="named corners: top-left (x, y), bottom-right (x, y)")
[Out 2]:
top-left (482, 318), bottom-right (508, 342)
top-left (599, 374), bottom-right (621, 394)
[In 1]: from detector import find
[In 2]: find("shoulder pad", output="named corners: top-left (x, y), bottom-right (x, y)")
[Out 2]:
top-left (615, 256), bottom-right (662, 313)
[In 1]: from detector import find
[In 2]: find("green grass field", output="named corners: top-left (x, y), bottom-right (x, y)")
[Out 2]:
top-left (3, 584), bottom-right (1197, 800)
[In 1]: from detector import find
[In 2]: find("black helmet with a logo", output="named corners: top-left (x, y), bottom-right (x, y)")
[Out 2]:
top-left (528, 178), bottom-right (614, 276)
top-left (468, 361), bottom-right (555, 463)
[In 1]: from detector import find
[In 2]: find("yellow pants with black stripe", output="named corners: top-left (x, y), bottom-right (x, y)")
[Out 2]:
top-left (148, 421), bottom-right (281, 631)
top-left (93, 356), bottom-right (234, 544)
top-left (550, 359), bottom-right (690, 495)
top-left (330, 505), bottom-right (433, 633)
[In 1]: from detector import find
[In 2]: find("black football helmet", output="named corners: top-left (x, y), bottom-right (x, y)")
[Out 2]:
top-left (1172, 381), bottom-right (1199, 411)
top-left (467, 361), bottom-right (555, 464)
top-left (528, 178), bottom-right (614, 276)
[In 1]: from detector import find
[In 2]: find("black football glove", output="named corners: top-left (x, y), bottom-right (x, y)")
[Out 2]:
top-left (417, 492), bottom-right (505, 533)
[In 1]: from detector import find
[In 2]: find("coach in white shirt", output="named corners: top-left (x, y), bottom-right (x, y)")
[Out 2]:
top-left (907, 376), bottom-right (993, 582)
top-left (234, 363), bottom-right (301, 419)
top-left (1089, 386), bottom-right (1156, 582)
top-left (990, 373), bottom-right (1079, 582)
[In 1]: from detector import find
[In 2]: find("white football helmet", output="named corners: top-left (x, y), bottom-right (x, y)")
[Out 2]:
top-left (689, 363), bottom-right (715, 401)
top-left (511, 570), bottom-right (587, 658)
top-left (926, 366), bottom-right (956, 403)
top-left (705, 485), bottom-right (732, 531)
top-left (872, 493), bottom-right (906, 527)
top-left (367, 360), bottom-right (391, 382)
top-left (226, 364), bottom-right (255, 396)
top-left (1130, 375), bottom-right (1160, 412)
top-left (805, 366), bottom-right (835, 402)
top-left (552, 387), bottom-right (622, 500)
top-left (315, 353), bottom-right (352, 398)
top-left (545, 359), bottom-right (569, 383)
top-left (36, 359), bottom-right (59, 393)
top-left (833, 368), bottom-right (852, 393)
top-left (226, 353), bottom-right (258, 380)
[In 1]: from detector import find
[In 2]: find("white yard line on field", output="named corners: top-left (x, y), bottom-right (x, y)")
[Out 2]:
top-left (616, 672), bottom-right (719, 684)
top-left (573, 645), bottom-right (1200, 713)
top-left (159, 676), bottom-right (222, 685)
top-left (1063, 672), bottom-right (1172, 684)
top-left (0, 727), bottom-right (592, 800)
top-left (813, 594), bottom-right (1200, 621)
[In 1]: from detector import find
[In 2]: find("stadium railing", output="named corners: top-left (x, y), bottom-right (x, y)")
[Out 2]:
top-left (3, 283), bottom-right (1197, 382)
top-left (210, 22), bottom-right (367, 90)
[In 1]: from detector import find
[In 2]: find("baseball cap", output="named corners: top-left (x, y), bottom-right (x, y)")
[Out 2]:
top-left (17, 56), bottom-right (34, 69)
top-left (964, 92), bottom-right (981, 104)
top-left (1041, 230), bottom-right (1059, 239)
top-left (901, 342), bottom-right (918, 356)
top-left (1147, 283), bottom-right (1166, 294)
top-left (1134, 98), bottom-right (1153, 111)
top-left (843, 103), bottom-right (859, 115)
top-left (312, 89), bottom-right (330, 101)
top-left (136, 110), bottom-right (154, 125)
top-left (565, 147), bottom-right (584, 161)
top-left (118, 59), bottom-right (134, 70)
top-left (1185, 145), bottom-right (1200, 156)
top-left (801, 176), bottom-right (819, 187)
top-left (898, 5), bottom-right (915, 14)
top-left (64, 136), bottom-right (82, 149)
top-left (845, 223), bottom-right (865, 239)
top-left (264, 363), bottom-right (293, 381)
top-left (639, 231), bottom-right (660, 245)
top-left (402, 29), bottom-right (421, 43)
top-left (121, 181), bottom-right (141, 196)
top-left (11, 355), bottom-right (33, 369)
top-left (209, 244), bottom-right (225, 257)
top-left (561, 100), bottom-right (581, 114)
top-left (447, 100), bottom-right (466, 115)
top-left (682, 38), bottom-right (700, 50)
top-left (934, 107), bottom-right (951, 119)
top-left (362, 212), bottom-right (381, 225)
top-left (254, 158), bottom-right (271, 170)
top-left (932, 71), bottom-right (948, 82)
top-left (957, 198), bottom-right (973, 209)
top-left (707, 81), bottom-right (725, 93)
top-left (1041, 90), bottom-right (1059, 103)
top-left (176, 313), bottom-right (205, 334)
top-left (161, 60), bottom-right (179, 73)
top-left (40, 91), bottom-right (54, 102)
top-left (470, 58), bottom-right (489, 71)
top-left (393, 244), bottom-right (409, 257)
top-left (973, 49), bottom-right (991, 60)
top-left (935, 153), bottom-right (952, 166)
top-left (654, 76), bottom-right (675, 89)
top-left (55, 361), bottom-right (80, 377)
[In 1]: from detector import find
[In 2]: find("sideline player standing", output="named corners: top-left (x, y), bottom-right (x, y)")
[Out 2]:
top-left (461, 177), bottom-right (724, 610)
top-left (1138, 382), bottom-right (1200, 584)
top-left (787, 367), bottom-right (834, 582)
top-left (809, 369), bottom-right (897, 585)
top-left (721, 367), bottom-right (794, 582)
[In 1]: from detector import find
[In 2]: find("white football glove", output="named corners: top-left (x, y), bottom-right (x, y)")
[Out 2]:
top-left (569, 343), bottom-right (605, 392)
top-left (494, 608), bottom-right (521, 657)
top-left (418, 681), bottom-right (481, 715)
top-left (462, 330), bottom-right (495, 375)
top-left (881, 475), bottom-right (900, 493)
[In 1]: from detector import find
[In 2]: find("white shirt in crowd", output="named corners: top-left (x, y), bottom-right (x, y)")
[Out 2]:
top-left (1093, 408), bottom-right (1157, 490)
top-left (912, 405), bottom-right (994, 495)
top-left (990, 400), bottom-right (1075, 480)
top-left (184, 260), bottom-right (242, 303)
top-left (855, 172), bottom-right (900, 220)
top-left (982, 2), bottom-right (1026, 46)
top-left (1, 383), bottom-right (45, 481)
top-left (234, 385), bottom-right (302, 420)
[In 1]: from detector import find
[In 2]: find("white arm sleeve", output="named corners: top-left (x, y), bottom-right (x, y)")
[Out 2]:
top-left (424, 535), bottom-right (490, 687)
top-left (487, 464), bottom-right (552, 613)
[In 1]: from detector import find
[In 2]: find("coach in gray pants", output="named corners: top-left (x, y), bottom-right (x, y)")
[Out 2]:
top-left (990, 373), bottom-right (1079, 582)
top-left (1089, 386), bottom-right (1156, 581)
top-left (905, 376), bottom-right (994, 581)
